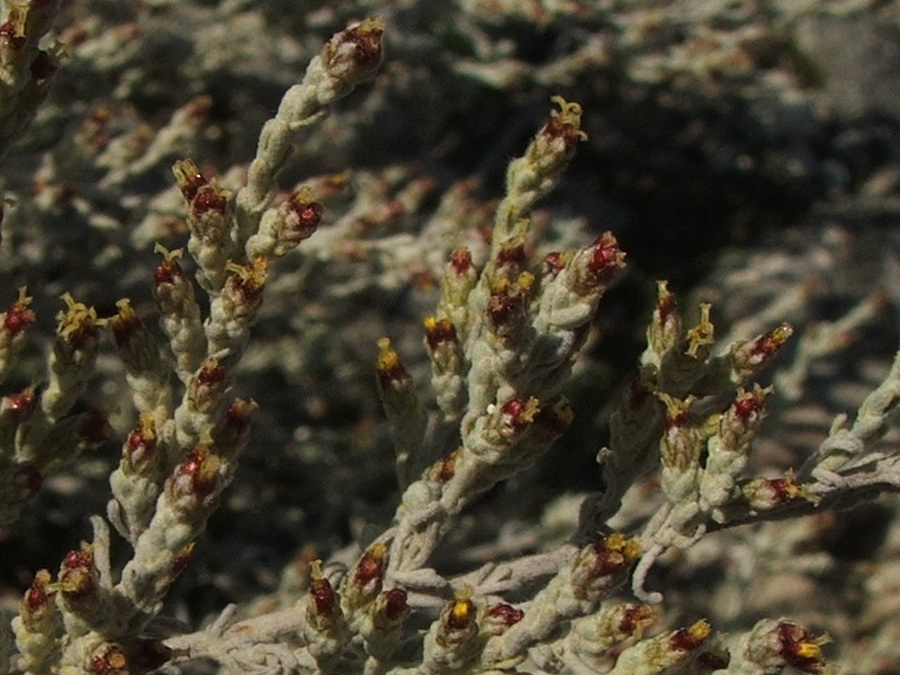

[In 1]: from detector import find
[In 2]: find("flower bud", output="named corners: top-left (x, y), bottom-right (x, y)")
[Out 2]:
top-left (684, 303), bottom-right (715, 359)
top-left (438, 248), bottom-right (477, 336)
top-left (424, 316), bottom-right (458, 354)
top-left (153, 245), bottom-right (204, 380)
top-left (166, 445), bottom-right (222, 513)
top-left (542, 251), bottom-right (566, 280)
top-left (280, 187), bottom-right (323, 245)
top-left (648, 280), bottom-right (680, 358)
top-left (774, 622), bottom-right (829, 673)
top-left (224, 257), bottom-right (268, 317)
top-left (58, 542), bottom-right (101, 619)
top-left (323, 17), bottom-right (385, 86)
top-left (744, 619), bottom-right (830, 674)
top-left (426, 448), bottom-right (460, 483)
top-left (483, 603), bottom-right (524, 636)
top-left (486, 272), bottom-right (534, 344)
top-left (571, 533), bottom-right (641, 601)
top-left (56, 293), bottom-right (99, 354)
top-left (88, 642), bottom-right (128, 675)
top-left (213, 398), bottom-right (257, 459)
top-left (0, 386), bottom-right (36, 441)
top-left (377, 588), bottom-right (409, 624)
top-left (123, 412), bottom-right (158, 474)
top-left (741, 472), bottom-right (811, 511)
top-left (670, 619), bottom-right (711, 653)
top-left (542, 96), bottom-right (587, 152)
top-left (449, 247), bottom-right (474, 277)
top-left (613, 618), bottom-right (713, 672)
top-left (526, 96), bottom-right (586, 181)
top-left (188, 359), bottom-right (227, 414)
top-left (575, 232), bottom-right (625, 292)
top-left (109, 299), bottom-right (160, 375)
top-left (343, 542), bottom-right (388, 613)
top-left (19, 569), bottom-right (55, 632)
top-left (2, 287), bottom-right (34, 340)
top-left (305, 561), bottom-right (344, 635)
top-left (246, 186), bottom-right (324, 259)
top-left (153, 245), bottom-right (186, 289)
top-left (731, 323), bottom-right (793, 378)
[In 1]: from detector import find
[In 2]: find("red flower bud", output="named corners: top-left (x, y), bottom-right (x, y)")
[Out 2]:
top-left (664, 402), bottom-right (692, 431)
top-left (449, 248), bottom-right (473, 276)
top-left (20, 569), bottom-right (54, 631)
top-left (542, 96), bottom-right (587, 152)
top-left (542, 251), bottom-right (565, 279)
top-left (732, 323), bottom-right (793, 375)
top-left (153, 248), bottom-right (185, 286)
top-left (59, 544), bottom-right (97, 600)
top-left (88, 643), bottom-right (128, 675)
top-left (572, 533), bottom-right (641, 600)
top-left (748, 474), bottom-right (814, 517)
top-left (730, 385), bottom-right (770, 426)
top-left (583, 232), bottom-right (625, 287)
top-left (589, 533), bottom-right (641, 578)
top-left (285, 188), bottom-right (324, 238)
top-left (311, 577), bottom-right (338, 617)
top-left (0, 8), bottom-right (25, 49)
top-left (172, 159), bottom-right (208, 202)
top-left (192, 185), bottom-right (228, 215)
top-left (125, 413), bottom-right (157, 471)
top-left (486, 603), bottom-right (524, 626)
top-left (749, 323), bottom-right (794, 359)
top-left (381, 588), bottom-right (409, 621)
top-left (169, 445), bottom-right (221, 507)
top-left (354, 542), bottom-right (388, 592)
top-left (486, 272), bottom-right (534, 339)
top-left (323, 17), bottom-right (385, 84)
top-left (776, 622), bottom-right (828, 674)
top-left (6, 387), bottom-right (36, 418)
top-left (226, 258), bottom-right (267, 306)
top-left (500, 397), bottom-right (539, 434)
top-left (670, 620), bottom-right (711, 653)
top-left (2, 288), bottom-right (34, 337)
top-left (618, 604), bottom-right (656, 634)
